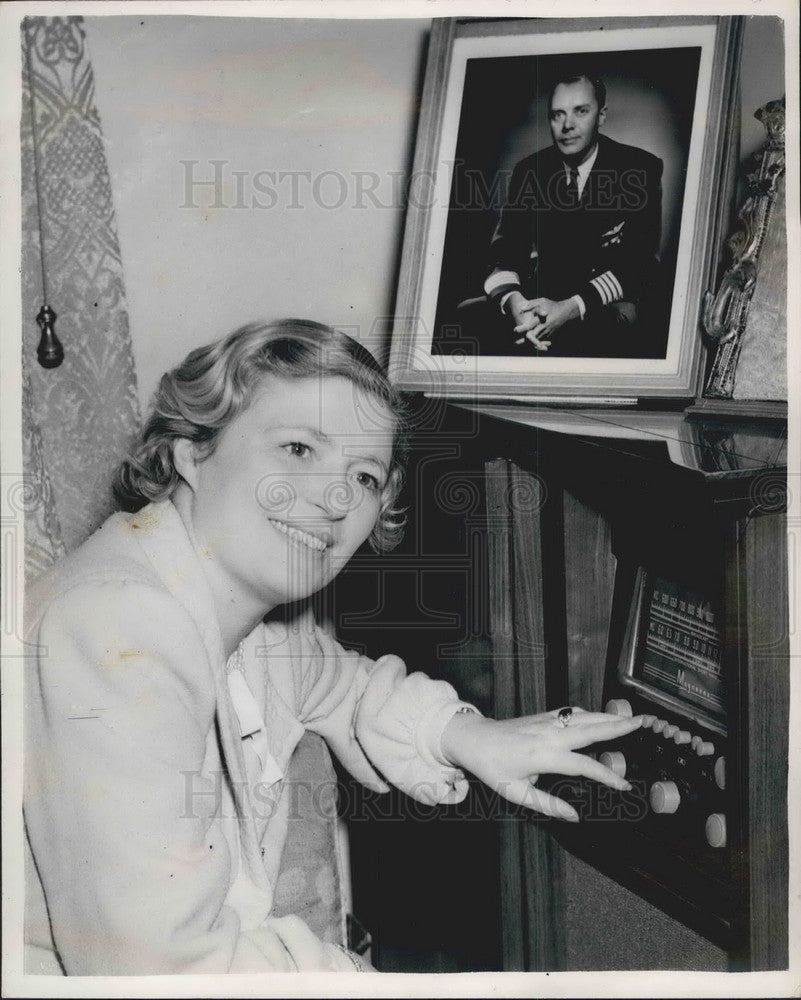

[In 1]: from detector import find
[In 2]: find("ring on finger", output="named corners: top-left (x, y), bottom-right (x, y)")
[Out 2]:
top-left (556, 706), bottom-right (573, 728)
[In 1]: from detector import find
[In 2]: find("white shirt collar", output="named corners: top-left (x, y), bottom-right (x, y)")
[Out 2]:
top-left (563, 142), bottom-right (600, 197)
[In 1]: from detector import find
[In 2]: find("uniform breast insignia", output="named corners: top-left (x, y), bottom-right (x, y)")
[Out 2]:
top-left (601, 221), bottom-right (625, 248)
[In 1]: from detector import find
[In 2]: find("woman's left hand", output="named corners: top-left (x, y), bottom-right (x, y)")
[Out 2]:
top-left (440, 708), bottom-right (643, 822)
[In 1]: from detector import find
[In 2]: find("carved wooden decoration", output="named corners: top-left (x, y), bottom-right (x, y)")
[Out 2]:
top-left (702, 98), bottom-right (786, 405)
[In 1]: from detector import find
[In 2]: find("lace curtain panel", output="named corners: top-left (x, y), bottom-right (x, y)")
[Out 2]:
top-left (21, 16), bottom-right (140, 580)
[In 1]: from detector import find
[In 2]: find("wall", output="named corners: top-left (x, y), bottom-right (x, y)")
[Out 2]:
top-left (86, 16), bottom-right (429, 409)
top-left (86, 14), bottom-right (785, 412)
top-left (739, 15), bottom-right (785, 160)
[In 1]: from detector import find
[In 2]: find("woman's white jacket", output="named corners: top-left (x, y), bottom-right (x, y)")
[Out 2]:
top-left (24, 501), bottom-right (475, 975)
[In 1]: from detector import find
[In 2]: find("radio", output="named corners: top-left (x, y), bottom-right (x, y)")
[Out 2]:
top-left (475, 407), bottom-right (788, 970)
top-left (551, 524), bottom-right (750, 958)
top-left (604, 568), bottom-right (730, 846)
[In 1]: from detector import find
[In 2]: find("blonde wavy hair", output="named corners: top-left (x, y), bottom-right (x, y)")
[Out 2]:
top-left (114, 319), bottom-right (410, 552)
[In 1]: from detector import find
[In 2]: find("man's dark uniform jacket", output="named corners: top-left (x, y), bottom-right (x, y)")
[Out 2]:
top-left (485, 134), bottom-right (663, 329)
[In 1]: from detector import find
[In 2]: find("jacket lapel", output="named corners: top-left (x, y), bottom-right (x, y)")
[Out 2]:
top-left (583, 135), bottom-right (614, 211)
top-left (131, 502), bottom-right (270, 889)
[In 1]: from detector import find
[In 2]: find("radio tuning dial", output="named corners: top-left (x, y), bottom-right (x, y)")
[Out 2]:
top-left (673, 730), bottom-right (692, 745)
top-left (705, 813), bottom-right (727, 848)
top-left (696, 741), bottom-right (715, 756)
top-left (651, 719), bottom-right (667, 733)
top-left (599, 751), bottom-right (627, 779)
top-left (650, 781), bottom-right (681, 814)
top-left (714, 756), bottom-right (726, 790)
top-left (605, 699), bottom-right (633, 717)
top-left (663, 724), bottom-right (679, 738)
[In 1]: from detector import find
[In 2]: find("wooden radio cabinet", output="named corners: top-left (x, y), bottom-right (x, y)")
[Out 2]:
top-left (464, 403), bottom-right (788, 972)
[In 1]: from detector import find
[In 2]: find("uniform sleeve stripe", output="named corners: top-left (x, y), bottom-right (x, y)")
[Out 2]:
top-left (590, 274), bottom-right (611, 305)
top-left (484, 270), bottom-right (521, 296)
top-left (598, 272), bottom-right (615, 301)
top-left (607, 271), bottom-right (624, 299)
top-left (591, 270), bottom-right (624, 304)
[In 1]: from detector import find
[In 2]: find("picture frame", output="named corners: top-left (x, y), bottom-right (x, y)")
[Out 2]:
top-left (388, 16), bottom-right (744, 402)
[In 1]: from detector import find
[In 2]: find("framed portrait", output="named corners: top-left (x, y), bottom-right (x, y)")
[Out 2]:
top-left (388, 16), bottom-right (743, 402)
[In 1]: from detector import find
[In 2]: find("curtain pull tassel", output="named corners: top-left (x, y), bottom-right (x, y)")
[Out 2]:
top-left (36, 305), bottom-right (64, 369)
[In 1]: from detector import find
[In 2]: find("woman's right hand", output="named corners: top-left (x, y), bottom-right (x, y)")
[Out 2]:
top-left (441, 706), bottom-right (644, 822)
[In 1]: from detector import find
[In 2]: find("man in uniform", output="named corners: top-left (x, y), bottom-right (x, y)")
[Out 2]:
top-left (460, 70), bottom-right (664, 357)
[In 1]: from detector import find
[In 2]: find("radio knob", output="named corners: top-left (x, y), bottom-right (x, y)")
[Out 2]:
top-left (599, 751), bottom-right (627, 779)
top-left (651, 719), bottom-right (667, 733)
top-left (714, 756), bottom-right (726, 790)
top-left (641, 714), bottom-right (657, 727)
top-left (663, 724), bottom-right (679, 738)
top-left (605, 699), bottom-right (633, 717)
top-left (691, 735), bottom-right (702, 749)
top-left (673, 730), bottom-right (692, 745)
top-left (696, 741), bottom-right (715, 756)
top-left (705, 813), bottom-right (727, 848)
top-left (650, 781), bottom-right (681, 814)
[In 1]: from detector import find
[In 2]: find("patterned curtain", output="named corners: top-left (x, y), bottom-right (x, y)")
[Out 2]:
top-left (21, 16), bottom-right (140, 580)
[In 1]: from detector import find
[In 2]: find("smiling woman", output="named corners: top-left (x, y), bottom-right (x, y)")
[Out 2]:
top-left (23, 318), bottom-right (643, 975)
top-left (115, 319), bottom-right (409, 553)
top-left (168, 374), bottom-right (397, 650)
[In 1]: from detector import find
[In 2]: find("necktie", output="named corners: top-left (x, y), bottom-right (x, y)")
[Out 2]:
top-left (566, 166), bottom-right (579, 208)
